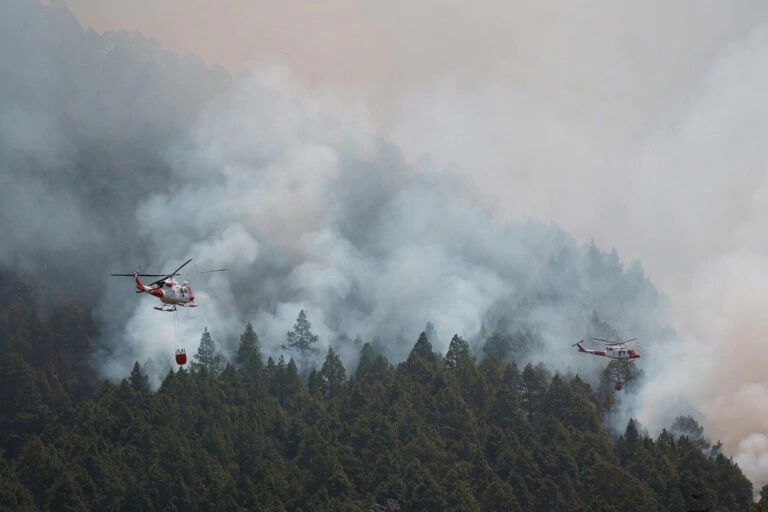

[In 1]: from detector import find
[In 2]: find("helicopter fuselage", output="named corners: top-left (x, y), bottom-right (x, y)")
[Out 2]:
top-left (574, 341), bottom-right (640, 360)
top-left (135, 273), bottom-right (196, 307)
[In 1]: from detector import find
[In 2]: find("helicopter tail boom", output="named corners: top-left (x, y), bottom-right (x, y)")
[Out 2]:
top-left (133, 271), bottom-right (145, 291)
top-left (134, 272), bottom-right (163, 298)
top-left (572, 340), bottom-right (606, 357)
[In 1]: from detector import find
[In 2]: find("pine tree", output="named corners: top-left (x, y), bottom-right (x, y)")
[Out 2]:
top-left (445, 334), bottom-right (470, 370)
top-left (521, 363), bottom-right (547, 426)
top-left (355, 342), bottom-right (377, 378)
top-left (319, 347), bottom-right (347, 401)
top-left (129, 361), bottom-right (149, 393)
top-left (191, 327), bottom-right (226, 375)
top-left (404, 331), bottom-right (438, 385)
top-left (410, 331), bottom-right (435, 362)
top-left (282, 309), bottom-right (320, 357)
top-left (483, 331), bottom-right (511, 360)
top-left (671, 415), bottom-right (711, 450)
top-left (307, 368), bottom-right (323, 397)
top-left (758, 483), bottom-right (768, 510)
top-left (235, 322), bottom-right (263, 375)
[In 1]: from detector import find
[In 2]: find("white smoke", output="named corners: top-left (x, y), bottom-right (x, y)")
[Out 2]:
top-left (99, 68), bottom-right (668, 394)
top-left (107, 71), bottom-right (517, 377)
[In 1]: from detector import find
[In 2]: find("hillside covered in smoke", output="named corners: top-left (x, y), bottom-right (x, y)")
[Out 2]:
top-left (0, 0), bottom-right (675, 392)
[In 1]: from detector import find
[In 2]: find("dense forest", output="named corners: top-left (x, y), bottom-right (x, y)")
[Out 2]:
top-left (0, 299), bottom-right (763, 511)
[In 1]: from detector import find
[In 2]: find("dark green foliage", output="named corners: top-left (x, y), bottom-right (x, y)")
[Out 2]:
top-left (129, 362), bottom-right (150, 393)
top-left (318, 347), bottom-right (346, 401)
top-left (0, 318), bottom-right (757, 511)
top-left (282, 310), bottom-right (320, 358)
top-left (190, 327), bottom-right (227, 376)
top-left (482, 330), bottom-right (532, 361)
top-left (444, 334), bottom-right (471, 370)
top-left (235, 322), bottom-right (263, 376)
top-left (671, 415), bottom-right (711, 450)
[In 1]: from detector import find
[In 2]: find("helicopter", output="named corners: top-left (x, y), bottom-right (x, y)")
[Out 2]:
top-left (573, 337), bottom-right (641, 391)
top-left (110, 258), bottom-right (228, 312)
top-left (572, 337), bottom-right (641, 361)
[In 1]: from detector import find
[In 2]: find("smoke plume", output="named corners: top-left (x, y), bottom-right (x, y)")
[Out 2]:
top-left (101, 67), bottom-right (670, 384)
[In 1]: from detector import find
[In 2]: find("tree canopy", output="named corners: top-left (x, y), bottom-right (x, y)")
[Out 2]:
top-left (0, 309), bottom-right (756, 511)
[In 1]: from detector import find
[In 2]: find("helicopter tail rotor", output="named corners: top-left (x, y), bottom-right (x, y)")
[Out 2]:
top-left (571, 340), bottom-right (587, 352)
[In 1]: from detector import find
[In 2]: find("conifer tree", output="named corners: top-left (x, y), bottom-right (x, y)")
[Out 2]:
top-left (445, 334), bottom-right (470, 370)
top-left (319, 347), bottom-right (346, 401)
top-left (129, 361), bottom-right (149, 393)
top-left (356, 342), bottom-right (377, 378)
top-left (307, 368), bottom-right (323, 397)
top-left (282, 309), bottom-right (320, 357)
top-left (759, 484), bottom-right (768, 510)
top-left (235, 322), bottom-right (263, 374)
top-left (191, 327), bottom-right (226, 375)
top-left (671, 415), bottom-right (711, 450)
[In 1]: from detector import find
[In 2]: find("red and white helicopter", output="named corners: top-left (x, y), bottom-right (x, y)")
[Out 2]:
top-left (573, 337), bottom-right (641, 391)
top-left (110, 258), bottom-right (228, 312)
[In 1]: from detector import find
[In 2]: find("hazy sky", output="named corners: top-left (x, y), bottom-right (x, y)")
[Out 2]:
top-left (62, 0), bottom-right (768, 356)
top-left (64, 0), bottom-right (768, 294)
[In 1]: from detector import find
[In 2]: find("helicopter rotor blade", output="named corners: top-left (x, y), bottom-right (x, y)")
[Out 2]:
top-left (146, 258), bottom-right (194, 287)
top-left (169, 258), bottom-right (193, 278)
top-left (607, 338), bottom-right (638, 345)
top-left (111, 263), bottom-right (166, 277)
top-left (175, 269), bottom-right (229, 276)
top-left (110, 273), bottom-right (168, 277)
top-left (590, 337), bottom-right (638, 346)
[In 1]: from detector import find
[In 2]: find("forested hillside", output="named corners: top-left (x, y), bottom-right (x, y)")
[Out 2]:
top-left (0, 316), bottom-right (759, 511)
top-left (1, 2), bottom-right (766, 510)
